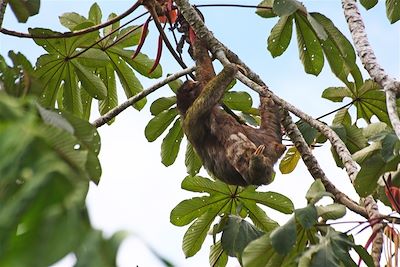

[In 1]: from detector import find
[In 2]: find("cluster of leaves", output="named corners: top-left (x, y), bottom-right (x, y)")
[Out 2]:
top-left (257, 0), bottom-right (400, 214)
top-left (242, 180), bottom-right (374, 267)
top-left (257, 0), bottom-right (363, 89)
top-left (32, 3), bottom-right (162, 121)
top-left (169, 175), bottom-right (294, 266)
top-left (0, 93), bottom-right (124, 266)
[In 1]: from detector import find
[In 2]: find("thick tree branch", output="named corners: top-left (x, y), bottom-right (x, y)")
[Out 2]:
top-left (92, 65), bottom-right (195, 128)
top-left (364, 197), bottom-right (384, 267)
top-left (281, 110), bottom-right (368, 218)
top-left (0, 0), bottom-right (8, 28)
top-left (342, 0), bottom-right (400, 138)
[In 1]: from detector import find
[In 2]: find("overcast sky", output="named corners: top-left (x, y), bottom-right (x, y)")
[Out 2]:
top-left (1, 1), bottom-right (399, 266)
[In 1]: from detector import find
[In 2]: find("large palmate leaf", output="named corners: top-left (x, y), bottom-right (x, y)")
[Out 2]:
top-left (170, 176), bottom-right (293, 258)
top-left (0, 95), bottom-right (117, 266)
top-left (322, 80), bottom-right (392, 125)
top-left (32, 4), bottom-right (163, 121)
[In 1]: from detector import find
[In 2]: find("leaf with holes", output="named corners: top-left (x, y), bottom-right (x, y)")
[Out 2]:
top-left (294, 13), bottom-right (324, 75)
top-left (268, 15), bottom-right (293, 57)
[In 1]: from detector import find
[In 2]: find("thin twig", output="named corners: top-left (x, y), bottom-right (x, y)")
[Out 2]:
top-left (92, 65), bottom-right (195, 128)
top-left (0, 1), bottom-right (142, 39)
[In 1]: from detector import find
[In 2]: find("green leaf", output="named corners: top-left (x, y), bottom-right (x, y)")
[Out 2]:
top-left (354, 80), bottom-right (389, 124)
top-left (360, 0), bottom-right (378, 10)
top-left (239, 190), bottom-right (294, 214)
top-left (59, 12), bottom-right (87, 31)
top-left (363, 122), bottom-right (388, 139)
top-left (244, 201), bottom-right (279, 232)
top-left (270, 217), bottom-right (297, 254)
top-left (169, 77), bottom-right (184, 93)
top-left (89, 3), bottom-right (102, 24)
top-left (72, 60), bottom-right (107, 100)
top-left (353, 245), bottom-right (375, 267)
top-left (170, 195), bottom-right (227, 226)
top-left (317, 204), bottom-right (346, 220)
top-left (294, 13), bottom-right (324, 75)
top-left (8, 0), bottom-right (40, 23)
top-left (242, 233), bottom-right (286, 267)
top-left (352, 142), bottom-right (381, 164)
top-left (115, 26), bottom-right (142, 48)
top-left (355, 154), bottom-right (399, 196)
top-left (182, 207), bottom-right (223, 257)
top-left (306, 14), bottom-right (327, 40)
top-left (223, 91), bottom-right (253, 111)
top-left (111, 48), bottom-right (162, 79)
top-left (77, 49), bottom-right (110, 68)
top-left (63, 62), bottom-right (83, 117)
top-left (36, 104), bottom-right (74, 134)
top-left (256, 0), bottom-right (276, 18)
top-left (209, 241), bottom-right (228, 267)
top-left (161, 119), bottom-right (184, 166)
top-left (333, 124), bottom-right (367, 154)
top-left (305, 180), bottom-right (326, 203)
top-left (185, 143), bottom-right (203, 176)
top-left (311, 13), bottom-right (363, 89)
top-left (150, 96), bottom-right (177, 115)
top-left (268, 15), bottom-right (293, 57)
top-left (297, 120), bottom-right (317, 145)
top-left (386, 0), bottom-right (400, 23)
top-left (332, 108), bottom-right (351, 126)
top-left (103, 13), bottom-right (119, 45)
top-left (321, 86), bottom-right (352, 102)
top-left (144, 108), bottom-right (178, 142)
top-left (98, 65), bottom-right (118, 124)
top-left (181, 175), bottom-right (231, 195)
top-left (108, 53), bottom-right (146, 110)
top-left (299, 229), bottom-right (357, 267)
top-left (295, 204), bottom-right (318, 229)
top-left (221, 216), bottom-right (264, 257)
top-left (273, 0), bottom-right (306, 16)
top-left (279, 147), bottom-right (301, 174)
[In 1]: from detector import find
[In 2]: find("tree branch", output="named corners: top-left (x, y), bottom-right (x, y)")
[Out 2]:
top-left (281, 109), bottom-right (368, 218)
top-left (0, 1), bottom-right (142, 39)
top-left (0, 0), bottom-right (8, 29)
top-left (364, 196), bottom-right (384, 267)
top-left (342, 0), bottom-right (400, 138)
top-left (92, 65), bottom-right (195, 128)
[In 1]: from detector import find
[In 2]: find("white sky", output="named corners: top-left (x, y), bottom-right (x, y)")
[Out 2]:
top-left (1, 1), bottom-right (400, 266)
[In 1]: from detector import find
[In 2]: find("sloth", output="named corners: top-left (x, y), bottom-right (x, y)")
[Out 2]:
top-left (176, 39), bottom-right (285, 186)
